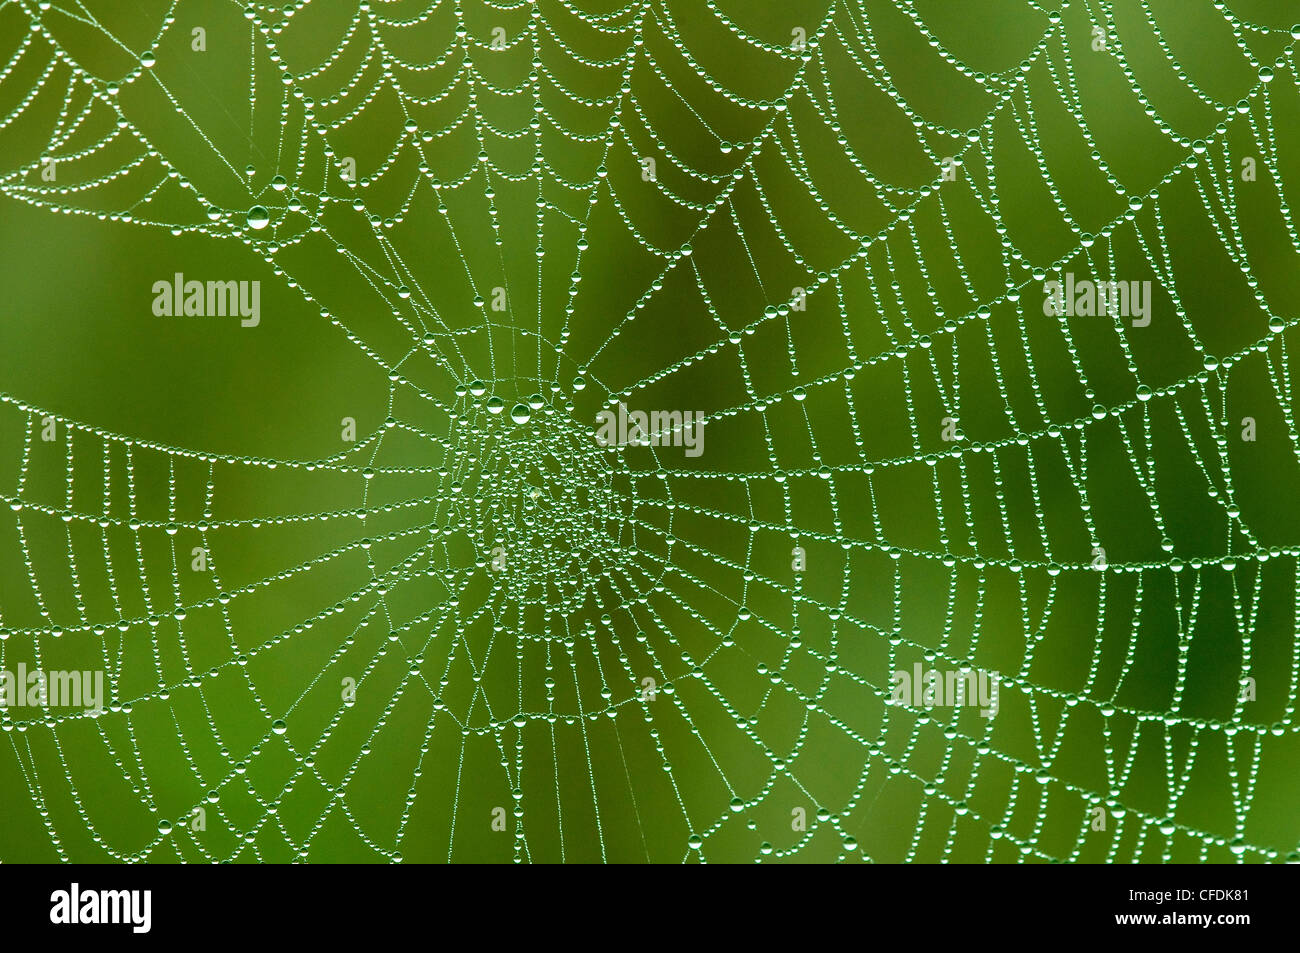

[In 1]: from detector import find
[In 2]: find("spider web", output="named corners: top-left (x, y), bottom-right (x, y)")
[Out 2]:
top-left (0, 0), bottom-right (1299, 863)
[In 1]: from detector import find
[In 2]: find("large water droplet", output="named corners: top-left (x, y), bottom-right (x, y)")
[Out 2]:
top-left (247, 206), bottom-right (270, 229)
top-left (510, 404), bottom-right (531, 424)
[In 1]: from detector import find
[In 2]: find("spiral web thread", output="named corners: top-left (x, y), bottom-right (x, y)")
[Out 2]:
top-left (0, 0), bottom-right (1299, 863)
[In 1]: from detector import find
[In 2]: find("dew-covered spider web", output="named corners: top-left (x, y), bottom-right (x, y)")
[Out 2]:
top-left (1, 0), bottom-right (1300, 863)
